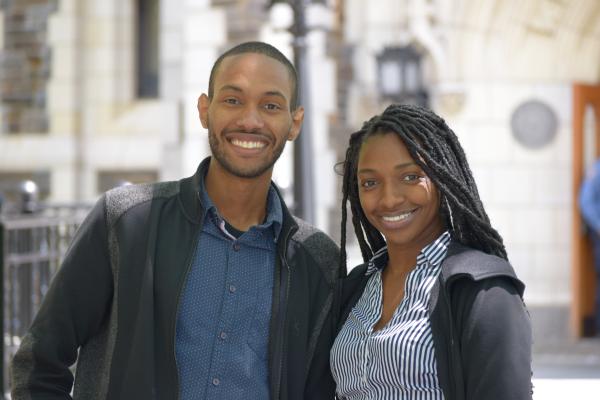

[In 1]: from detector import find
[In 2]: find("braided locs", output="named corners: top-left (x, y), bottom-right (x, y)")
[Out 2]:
top-left (339, 104), bottom-right (507, 273)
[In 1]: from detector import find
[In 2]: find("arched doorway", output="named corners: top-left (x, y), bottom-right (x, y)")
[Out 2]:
top-left (572, 84), bottom-right (600, 337)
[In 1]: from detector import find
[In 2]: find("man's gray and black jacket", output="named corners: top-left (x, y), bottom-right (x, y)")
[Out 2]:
top-left (338, 241), bottom-right (532, 400)
top-left (11, 157), bottom-right (341, 400)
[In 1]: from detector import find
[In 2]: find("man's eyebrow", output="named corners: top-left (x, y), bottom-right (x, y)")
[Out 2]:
top-left (217, 84), bottom-right (243, 93)
top-left (264, 90), bottom-right (288, 101)
top-left (217, 85), bottom-right (288, 101)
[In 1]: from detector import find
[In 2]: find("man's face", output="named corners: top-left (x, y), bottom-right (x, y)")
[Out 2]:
top-left (198, 53), bottom-right (304, 179)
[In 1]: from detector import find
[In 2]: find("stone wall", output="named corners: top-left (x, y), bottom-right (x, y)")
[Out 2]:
top-left (0, 0), bottom-right (57, 133)
top-left (212, 0), bottom-right (267, 45)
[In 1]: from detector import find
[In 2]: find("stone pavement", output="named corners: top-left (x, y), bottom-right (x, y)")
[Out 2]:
top-left (532, 338), bottom-right (600, 400)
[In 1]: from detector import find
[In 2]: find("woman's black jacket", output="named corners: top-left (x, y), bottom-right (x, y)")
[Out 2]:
top-left (337, 241), bottom-right (532, 400)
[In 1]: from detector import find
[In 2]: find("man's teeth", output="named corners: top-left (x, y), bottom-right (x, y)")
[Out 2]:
top-left (382, 211), bottom-right (414, 222)
top-left (231, 139), bottom-right (266, 149)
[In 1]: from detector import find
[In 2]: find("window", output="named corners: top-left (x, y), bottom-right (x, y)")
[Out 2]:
top-left (136, 0), bottom-right (159, 98)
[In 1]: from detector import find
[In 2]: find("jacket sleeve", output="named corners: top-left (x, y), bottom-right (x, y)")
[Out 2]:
top-left (454, 277), bottom-right (532, 400)
top-left (10, 196), bottom-right (114, 399)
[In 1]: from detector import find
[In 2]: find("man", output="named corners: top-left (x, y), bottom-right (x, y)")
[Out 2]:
top-left (580, 158), bottom-right (600, 337)
top-left (11, 41), bottom-right (341, 400)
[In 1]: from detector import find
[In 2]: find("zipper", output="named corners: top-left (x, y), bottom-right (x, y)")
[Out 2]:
top-left (441, 277), bottom-right (458, 399)
top-left (171, 206), bottom-right (203, 400)
top-left (273, 229), bottom-right (293, 400)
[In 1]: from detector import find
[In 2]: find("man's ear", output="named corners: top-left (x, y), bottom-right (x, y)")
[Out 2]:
top-left (198, 94), bottom-right (210, 129)
top-left (288, 106), bottom-right (304, 141)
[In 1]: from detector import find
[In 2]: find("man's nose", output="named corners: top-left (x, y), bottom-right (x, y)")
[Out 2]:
top-left (236, 107), bottom-right (265, 131)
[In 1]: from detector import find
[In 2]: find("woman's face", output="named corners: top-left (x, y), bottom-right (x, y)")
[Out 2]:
top-left (356, 132), bottom-right (445, 252)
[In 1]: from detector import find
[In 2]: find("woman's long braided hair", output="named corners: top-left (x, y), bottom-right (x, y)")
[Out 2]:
top-left (339, 104), bottom-right (507, 272)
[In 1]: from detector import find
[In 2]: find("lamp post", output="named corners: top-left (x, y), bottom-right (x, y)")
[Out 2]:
top-left (271, 0), bottom-right (315, 223)
top-left (292, 0), bottom-right (315, 223)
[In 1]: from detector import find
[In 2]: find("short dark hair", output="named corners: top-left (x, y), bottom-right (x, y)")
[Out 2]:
top-left (338, 104), bottom-right (507, 273)
top-left (208, 41), bottom-right (299, 110)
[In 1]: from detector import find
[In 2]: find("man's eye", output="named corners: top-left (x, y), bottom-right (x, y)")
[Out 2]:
top-left (224, 98), bottom-right (240, 105)
top-left (264, 103), bottom-right (282, 111)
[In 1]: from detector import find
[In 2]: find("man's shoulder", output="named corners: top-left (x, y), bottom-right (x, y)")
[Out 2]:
top-left (289, 217), bottom-right (340, 275)
top-left (104, 180), bottom-right (180, 226)
top-left (291, 217), bottom-right (338, 249)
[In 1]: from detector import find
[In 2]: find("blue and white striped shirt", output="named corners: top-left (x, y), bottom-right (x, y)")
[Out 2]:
top-left (331, 232), bottom-right (451, 400)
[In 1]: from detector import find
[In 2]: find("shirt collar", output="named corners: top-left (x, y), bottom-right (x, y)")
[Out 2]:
top-left (198, 172), bottom-right (283, 241)
top-left (263, 185), bottom-right (283, 240)
top-left (365, 231), bottom-right (451, 276)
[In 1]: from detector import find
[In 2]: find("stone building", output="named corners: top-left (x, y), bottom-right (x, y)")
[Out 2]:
top-left (1, 0), bottom-right (600, 350)
top-left (339, 0), bottom-right (600, 348)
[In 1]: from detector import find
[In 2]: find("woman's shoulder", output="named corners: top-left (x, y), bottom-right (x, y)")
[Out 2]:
top-left (342, 263), bottom-right (369, 294)
top-left (338, 263), bottom-right (370, 317)
top-left (346, 262), bottom-right (368, 279)
top-left (442, 242), bottom-right (525, 297)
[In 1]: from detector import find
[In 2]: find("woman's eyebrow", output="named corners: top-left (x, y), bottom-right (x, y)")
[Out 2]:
top-left (357, 162), bottom-right (417, 174)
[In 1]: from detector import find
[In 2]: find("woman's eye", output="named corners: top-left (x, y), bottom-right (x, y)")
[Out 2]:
top-left (361, 180), bottom-right (377, 189)
top-left (403, 174), bottom-right (421, 182)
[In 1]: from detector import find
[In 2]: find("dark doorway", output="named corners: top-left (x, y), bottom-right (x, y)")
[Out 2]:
top-left (572, 83), bottom-right (600, 337)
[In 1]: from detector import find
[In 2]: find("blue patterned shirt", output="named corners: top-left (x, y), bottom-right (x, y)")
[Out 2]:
top-left (175, 175), bottom-right (282, 400)
top-left (331, 232), bottom-right (451, 400)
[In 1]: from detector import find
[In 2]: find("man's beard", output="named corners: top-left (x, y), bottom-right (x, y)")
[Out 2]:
top-left (207, 126), bottom-right (288, 179)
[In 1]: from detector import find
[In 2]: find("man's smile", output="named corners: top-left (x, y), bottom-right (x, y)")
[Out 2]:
top-left (230, 138), bottom-right (267, 149)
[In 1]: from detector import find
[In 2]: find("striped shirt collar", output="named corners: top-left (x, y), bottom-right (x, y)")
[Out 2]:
top-left (366, 231), bottom-right (451, 275)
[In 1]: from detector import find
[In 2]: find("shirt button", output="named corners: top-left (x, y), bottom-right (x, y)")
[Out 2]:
top-left (233, 242), bottom-right (241, 251)
top-left (212, 378), bottom-right (220, 386)
top-left (219, 331), bottom-right (227, 340)
top-left (229, 285), bottom-right (236, 293)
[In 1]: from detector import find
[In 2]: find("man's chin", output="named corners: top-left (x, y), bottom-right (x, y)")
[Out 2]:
top-left (219, 159), bottom-right (274, 180)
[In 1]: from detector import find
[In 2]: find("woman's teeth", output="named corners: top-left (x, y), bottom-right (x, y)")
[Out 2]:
top-left (382, 210), bottom-right (414, 222)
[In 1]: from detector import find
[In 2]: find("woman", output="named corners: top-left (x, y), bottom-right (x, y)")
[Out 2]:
top-left (331, 104), bottom-right (532, 400)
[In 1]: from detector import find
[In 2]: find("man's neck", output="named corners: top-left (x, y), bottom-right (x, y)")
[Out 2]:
top-left (204, 159), bottom-right (273, 232)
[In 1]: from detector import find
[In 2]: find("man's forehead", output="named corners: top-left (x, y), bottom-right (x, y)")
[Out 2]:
top-left (218, 52), bottom-right (287, 71)
top-left (213, 53), bottom-right (294, 93)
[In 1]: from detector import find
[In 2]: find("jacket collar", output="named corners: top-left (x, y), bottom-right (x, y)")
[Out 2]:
top-left (346, 240), bottom-right (525, 298)
top-left (178, 156), bottom-right (298, 245)
top-left (441, 240), bottom-right (525, 297)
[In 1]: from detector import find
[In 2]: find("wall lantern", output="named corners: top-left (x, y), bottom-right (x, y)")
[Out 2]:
top-left (376, 46), bottom-right (428, 107)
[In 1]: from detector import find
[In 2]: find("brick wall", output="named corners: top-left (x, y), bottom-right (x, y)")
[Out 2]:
top-left (0, 0), bottom-right (57, 133)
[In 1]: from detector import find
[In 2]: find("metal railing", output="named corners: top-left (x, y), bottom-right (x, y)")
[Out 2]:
top-left (0, 205), bottom-right (90, 396)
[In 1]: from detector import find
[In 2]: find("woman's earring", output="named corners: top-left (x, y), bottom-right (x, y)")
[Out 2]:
top-left (444, 196), bottom-right (455, 231)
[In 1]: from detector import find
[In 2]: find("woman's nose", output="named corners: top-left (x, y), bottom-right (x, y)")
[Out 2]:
top-left (380, 183), bottom-right (405, 209)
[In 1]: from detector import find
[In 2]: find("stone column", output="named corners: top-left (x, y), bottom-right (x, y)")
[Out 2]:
top-left (180, 0), bottom-right (226, 176)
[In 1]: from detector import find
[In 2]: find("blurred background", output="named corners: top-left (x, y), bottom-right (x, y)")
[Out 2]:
top-left (0, 0), bottom-right (599, 398)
